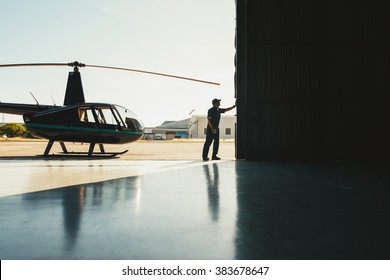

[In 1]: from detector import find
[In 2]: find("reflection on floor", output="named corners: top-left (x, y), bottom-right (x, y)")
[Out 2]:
top-left (0, 160), bottom-right (389, 259)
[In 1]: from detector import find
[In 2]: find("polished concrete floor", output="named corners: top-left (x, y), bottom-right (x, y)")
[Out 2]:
top-left (0, 159), bottom-right (390, 259)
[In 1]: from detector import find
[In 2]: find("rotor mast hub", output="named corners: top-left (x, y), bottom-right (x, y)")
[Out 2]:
top-left (67, 61), bottom-right (85, 72)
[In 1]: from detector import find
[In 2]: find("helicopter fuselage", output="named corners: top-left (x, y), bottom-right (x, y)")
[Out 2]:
top-left (23, 103), bottom-right (144, 144)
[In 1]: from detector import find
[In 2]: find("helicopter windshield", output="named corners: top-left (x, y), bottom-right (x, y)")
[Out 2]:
top-left (114, 105), bottom-right (144, 131)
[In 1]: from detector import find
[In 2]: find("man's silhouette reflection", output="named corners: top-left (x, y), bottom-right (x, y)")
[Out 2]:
top-left (203, 163), bottom-right (220, 221)
top-left (62, 186), bottom-right (86, 250)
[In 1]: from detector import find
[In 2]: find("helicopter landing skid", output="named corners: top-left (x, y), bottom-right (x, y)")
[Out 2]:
top-left (57, 150), bottom-right (129, 158)
top-left (42, 140), bottom-right (128, 157)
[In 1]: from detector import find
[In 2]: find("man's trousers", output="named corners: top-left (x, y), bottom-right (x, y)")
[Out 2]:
top-left (202, 129), bottom-right (219, 159)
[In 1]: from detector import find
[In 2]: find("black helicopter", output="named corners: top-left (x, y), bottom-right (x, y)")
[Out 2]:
top-left (0, 61), bottom-right (219, 157)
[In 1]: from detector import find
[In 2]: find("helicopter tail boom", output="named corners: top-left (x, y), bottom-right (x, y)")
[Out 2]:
top-left (0, 102), bottom-right (58, 115)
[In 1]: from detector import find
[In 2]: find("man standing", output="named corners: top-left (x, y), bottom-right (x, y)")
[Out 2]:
top-left (202, 98), bottom-right (236, 161)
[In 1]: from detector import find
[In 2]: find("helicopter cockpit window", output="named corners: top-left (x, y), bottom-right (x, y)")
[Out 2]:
top-left (79, 108), bottom-right (96, 123)
top-left (111, 108), bottom-right (125, 127)
top-left (96, 108), bottom-right (121, 126)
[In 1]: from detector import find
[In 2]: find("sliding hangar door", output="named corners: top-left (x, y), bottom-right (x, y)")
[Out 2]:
top-left (235, 0), bottom-right (390, 161)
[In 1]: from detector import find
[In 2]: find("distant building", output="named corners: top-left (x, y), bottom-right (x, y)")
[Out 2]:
top-left (142, 115), bottom-right (236, 140)
top-left (189, 115), bottom-right (236, 139)
top-left (155, 119), bottom-right (191, 140)
top-left (142, 127), bottom-right (155, 140)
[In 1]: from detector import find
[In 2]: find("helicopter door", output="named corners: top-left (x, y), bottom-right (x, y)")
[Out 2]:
top-left (79, 108), bottom-right (96, 123)
top-left (110, 108), bottom-right (126, 127)
top-left (79, 107), bottom-right (120, 128)
top-left (95, 108), bottom-right (122, 127)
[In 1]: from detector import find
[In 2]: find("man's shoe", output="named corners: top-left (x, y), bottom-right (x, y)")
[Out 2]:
top-left (203, 157), bottom-right (209, 161)
top-left (212, 156), bottom-right (221, 160)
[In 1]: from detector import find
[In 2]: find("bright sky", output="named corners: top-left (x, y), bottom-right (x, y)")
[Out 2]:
top-left (0, 0), bottom-right (236, 127)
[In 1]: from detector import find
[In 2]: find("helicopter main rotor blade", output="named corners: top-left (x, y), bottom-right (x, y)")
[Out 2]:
top-left (0, 61), bottom-right (220, 86)
top-left (0, 63), bottom-right (68, 68)
top-left (85, 64), bottom-right (220, 86)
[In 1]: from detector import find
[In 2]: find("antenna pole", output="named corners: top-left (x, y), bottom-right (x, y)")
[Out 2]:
top-left (29, 91), bottom-right (39, 105)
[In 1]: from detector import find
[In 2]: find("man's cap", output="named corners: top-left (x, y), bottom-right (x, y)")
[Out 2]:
top-left (212, 98), bottom-right (221, 104)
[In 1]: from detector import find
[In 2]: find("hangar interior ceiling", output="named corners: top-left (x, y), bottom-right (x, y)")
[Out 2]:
top-left (235, 0), bottom-right (390, 161)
